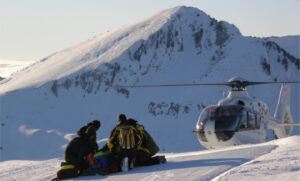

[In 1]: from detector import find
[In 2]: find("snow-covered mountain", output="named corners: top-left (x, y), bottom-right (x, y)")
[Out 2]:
top-left (0, 6), bottom-right (299, 161)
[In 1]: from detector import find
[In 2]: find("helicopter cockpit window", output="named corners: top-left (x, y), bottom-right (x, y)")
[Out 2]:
top-left (237, 100), bottom-right (245, 106)
top-left (197, 119), bottom-right (208, 142)
top-left (196, 108), bottom-right (212, 142)
top-left (213, 105), bottom-right (243, 141)
top-left (214, 105), bottom-right (243, 132)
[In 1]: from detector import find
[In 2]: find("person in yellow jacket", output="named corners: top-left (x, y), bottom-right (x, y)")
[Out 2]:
top-left (106, 114), bottom-right (166, 168)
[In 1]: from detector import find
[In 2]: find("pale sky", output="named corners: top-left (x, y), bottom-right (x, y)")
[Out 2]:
top-left (0, 0), bottom-right (299, 62)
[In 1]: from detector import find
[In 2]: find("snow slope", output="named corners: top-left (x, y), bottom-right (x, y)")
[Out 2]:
top-left (0, 6), bottom-right (299, 161)
top-left (215, 136), bottom-right (300, 181)
top-left (0, 136), bottom-right (299, 181)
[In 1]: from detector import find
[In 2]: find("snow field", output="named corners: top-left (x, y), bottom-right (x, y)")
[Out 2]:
top-left (1, 136), bottom-right (287, 181)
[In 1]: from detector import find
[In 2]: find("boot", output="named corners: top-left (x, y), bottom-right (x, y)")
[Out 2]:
top-left (158, 156), bottom-right (167, 164)
top-left (129, 157), bottom-right (135, 169)
top-left (121, 157), bottom-right (129, 172)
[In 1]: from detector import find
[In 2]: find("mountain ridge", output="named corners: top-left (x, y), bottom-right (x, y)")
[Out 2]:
top-left (0, 6), bottom-right (244, 94)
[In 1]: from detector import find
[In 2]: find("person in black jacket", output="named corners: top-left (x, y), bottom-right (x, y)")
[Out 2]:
top-left (77, 120), bottom-right (101, 151)
top-left (65, 120), bottom-right (101, 171)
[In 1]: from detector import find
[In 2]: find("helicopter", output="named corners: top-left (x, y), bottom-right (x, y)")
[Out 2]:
top-left (114, 77), bottom-right (300, 149)
top-left (194, 77), bottom-right (299, 149)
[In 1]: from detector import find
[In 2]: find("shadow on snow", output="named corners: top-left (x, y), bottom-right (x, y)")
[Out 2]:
top-left (74, 157), bottom-right (249, 180)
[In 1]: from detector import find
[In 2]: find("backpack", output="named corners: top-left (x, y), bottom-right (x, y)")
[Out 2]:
top-left (117, 124), bottom-right (142, 150)
top-left (141, 129), bottom-right (159, 156)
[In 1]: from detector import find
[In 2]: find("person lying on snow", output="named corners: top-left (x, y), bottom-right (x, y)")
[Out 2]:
top-left (106, 114), bottom-right (166, 171)
top-left (54, 120), bottom-right (101, 180)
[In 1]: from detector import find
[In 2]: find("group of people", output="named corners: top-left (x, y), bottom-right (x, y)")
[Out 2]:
top-left (54, 114), bottom-right (166, 180)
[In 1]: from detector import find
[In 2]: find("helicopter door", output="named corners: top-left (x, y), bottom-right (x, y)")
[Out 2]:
top-left (238, 110), bottom-right (261, 131)
top-left (236, 109), bottom-right (266, 143)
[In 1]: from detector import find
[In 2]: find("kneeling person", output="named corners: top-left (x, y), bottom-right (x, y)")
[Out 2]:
top-left (55, 120), bottom-right (101, 180)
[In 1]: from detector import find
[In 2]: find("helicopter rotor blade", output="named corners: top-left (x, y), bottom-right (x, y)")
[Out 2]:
top-left (244, 81), bottom-right (300, 86)
top-left (113, 80), bottom-right (300, 89)
top-left (113, 83), bottom-right (228, 88)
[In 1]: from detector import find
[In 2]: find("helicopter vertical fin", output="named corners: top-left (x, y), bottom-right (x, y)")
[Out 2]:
top-left (272, 84), bottom-right (293, 138)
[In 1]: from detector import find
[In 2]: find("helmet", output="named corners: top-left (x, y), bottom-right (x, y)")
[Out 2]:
top-left (88, 120), bottom-right (101, 130)
top-left (118, 114), bottom-right (127, 122)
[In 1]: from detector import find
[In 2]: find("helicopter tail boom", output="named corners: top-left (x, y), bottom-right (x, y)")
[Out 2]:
top-left (271, 84), bottom-right (293, 138)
